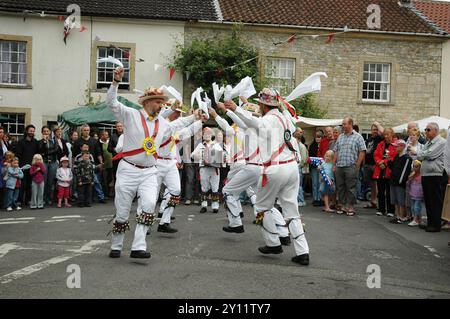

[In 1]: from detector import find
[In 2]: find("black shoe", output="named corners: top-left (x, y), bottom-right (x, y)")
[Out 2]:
top-left (258, 245), bottom-right (283, 254)
top-left (419, 223), bottom-right (428, 230)
top-left (312, 201), bottom-right (320, 207)
top-left (292, 253), bottom-right (309, 265)
top-left (78, 203), bottom-right (84, 208)
top-left (130, 250), bottom-right (151, 259)
top-left (146, 230), bottom-right (151, 235)
top-left (200, 207), bottom-right (207, 213)
top-left (425, 227), bottom-right (440, 233)
top-left (212, 209), bottom-right (219, 214)
top-left (99, 199), bottom-right (106, 204)
top-left (171, 216), bottom-right (175, 220)
top-left (389, 218), bottom-right (401, 224)
top-left (239, 212), bottom-right (244, 218)
top-left (85, 203), bottom-right (91, 207)
top-left (319, 200), bottom-right (325, 207)
top-left (252, 220), bottom-right (257, 224)
top-left (157, 223), bottom-right (178, 233)
top-left (279, 236), bottom-right (291, 246)
top-left (109, 250), bottom-right (121, 258)
top-left (222, 225), bottom-right (244, 233)
top-left (157, 213), bottom-right (163, 218)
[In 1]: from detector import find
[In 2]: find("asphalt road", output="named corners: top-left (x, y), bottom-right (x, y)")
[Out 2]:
top-left (0, 199), bottom-right (449, 299)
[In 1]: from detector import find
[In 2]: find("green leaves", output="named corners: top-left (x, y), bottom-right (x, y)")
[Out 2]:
top-left (291, 93), bottom-right (327, 119)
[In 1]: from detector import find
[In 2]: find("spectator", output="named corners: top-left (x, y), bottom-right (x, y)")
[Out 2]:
top-left (5, 157), bottom-right (23, 211)
top-left (68, 130), bottom-right (78, 201)
top-left (388, 140), bottom-right (412, 224)
top-left (75, 151), bottom-right (95, 207)
top-left (54, 126), bottom-right (69, 160)
top-left (1, 151), bottom-right (15, 208)
top-left (0, 127), bottom-right (7, 207)
top-left (309, 131), bottom-right (323, 206)
top-left (99, 130), bottom-right (113, 198)
top-left (414, 122), bottom-right (447, 232)
top-left (73, 124), bottom-right (105, 203)
top-left (333, 117), bottom-right (366, 216)
top-left (446, 127), bottom-right (450, 183)
top-left (329, 126), bottom-right (341, 151)
top-left (39, 126), bottom-right (59, 206)
top-left (405, 122), bottom-right (426, 144)
top-left (183, 135), bottom-right (201, 205)
top-left (406, 128), bottom-right (424, 161)
top-left (107, 121), bottom-right (123, 196)
top-left (408, 160), bottom-right (424, 227)
top-left (15, 125), bottom-right (39, 206)
top-left (320, 150), bottom-right (336, 213)
top-left (364, 122), bottom-right (384, 209)
top-left (56, 156), bottom-right (72, 208)
top-left (373, 128), bottom-right (397, 217)
top-left (29, 154), bottom-right (46, 209)
top-left (294, 129), bottom-right (308, 207)
top-left (318, 126), bottom-right (333, 158)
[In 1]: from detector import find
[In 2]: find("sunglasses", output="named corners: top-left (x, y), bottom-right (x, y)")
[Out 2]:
top-left (425, 128), bottom-right (432, 132)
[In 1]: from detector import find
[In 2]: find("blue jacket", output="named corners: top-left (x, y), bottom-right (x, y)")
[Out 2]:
top-left (5, 167), bottom-right (24, 190)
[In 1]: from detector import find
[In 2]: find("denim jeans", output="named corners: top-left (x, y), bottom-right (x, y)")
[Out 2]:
top-left (6, 188), bottom-right (20, 208)
top-left (94, 172), bottom-right (105, 200)
top-left (310, 168), bottom-right (321, 202)
top-left (43, 162), bottom-right (58, 205)
top-left (31, 181), bottom-right (44, 208)
top-left (297, 167), bottom-right (305, 204)
top-left (410, 199), bottom-right (422, 218)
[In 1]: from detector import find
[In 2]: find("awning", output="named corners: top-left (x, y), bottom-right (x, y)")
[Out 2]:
top-left (60, 96), bottom-right (141, 125)
top-left (392, 116), bottom-right (450, 133)
top-left (295, 116), bottom-right (343, 128)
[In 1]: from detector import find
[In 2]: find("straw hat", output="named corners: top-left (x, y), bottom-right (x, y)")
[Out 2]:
top-left (138, 87), bottom-right (169, 105)
top-left (253, 88), bottom-right (280, 107)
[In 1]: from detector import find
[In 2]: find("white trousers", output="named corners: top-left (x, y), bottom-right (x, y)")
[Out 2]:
top-left (156, 161), bottom-right (181, 225)
top-left (111, 160), bottom-right (158, 252)
top-left (199, 166), bottom-right (220, 209)
top-left (255, 162), bottom-right (309, 256)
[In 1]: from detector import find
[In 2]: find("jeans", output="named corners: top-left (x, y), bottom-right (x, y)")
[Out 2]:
top-left (184, 163), bottom-right (200, 201)
top-left (6, 188), bottom-right (20, 209)
top-left (94, 172), bottom-right (105, 201)
top-left (297, 167), bottom-right (305, 204)
top-left (19, 170), bottom-right (32, 206)
top-left (310, 168), bottom-right (320, 202)
top-left (356, 168), bottom-right (365, 200)
top-left (43, 162), bottom-right (58, 204)
top-left (377, 178), bottom-right (394, 215)
top-left (410, 199), bottom-right (423, 218)
top-left (78, 184), bottom-right (93, 206)
top-left (31, 181), bottom-right (44, 208)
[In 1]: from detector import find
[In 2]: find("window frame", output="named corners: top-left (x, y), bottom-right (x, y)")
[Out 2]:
top-left (0, 34), bottom-right (32, 89)
top-left (264, 56), bottom-right (296, 96)
top-left (91, 41), bottom-right (136, 93)
top-left (362, 62), bottom-right (391, 103)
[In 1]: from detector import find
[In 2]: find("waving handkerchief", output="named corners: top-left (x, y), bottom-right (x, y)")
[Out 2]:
top-left (191, 87), bottom-right (204, 108)
top-left (133, 88), bottom-right (145, 97)
top-left (160, 85), bottom-right (182, 103)
top-left (231, 76), bottom-right (256, 100)
top-left (284, 72), bottom-right (327, 102)
top-left (97, 56), bottom-right (124, 68)
top-left (224, 85), bottom-right (233, 102)
top-left (212, 82), bottom-right (225, 104)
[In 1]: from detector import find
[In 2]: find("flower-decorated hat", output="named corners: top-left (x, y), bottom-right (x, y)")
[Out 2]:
top-left (138, 87), bottom-right (169, 105)
top-left (254, 88), bottom-right (280, 107)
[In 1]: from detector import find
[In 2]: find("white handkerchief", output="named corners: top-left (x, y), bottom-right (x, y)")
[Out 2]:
top-left (97, 56), bottom-right (124, 68)
top-left (284, 72), bottom-right (328, 102)
top-left (133, 88), bottom-right (145, 97)
top-left (224, 85), bottom-right (233, 102)
top-left (232, 76), bottom-right (256, 100)
top-left (212, 82), bottom-right (225, 104)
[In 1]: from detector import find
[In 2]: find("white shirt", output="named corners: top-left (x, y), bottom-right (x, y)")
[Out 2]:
top-left (106, 85), bottom-right (195, 167)
top-left (214, 114), bottom-right (246, 165)
top-left (235, 107), bottom-right (296, 164)
top-left (191, 141), bottom-right (223, 167)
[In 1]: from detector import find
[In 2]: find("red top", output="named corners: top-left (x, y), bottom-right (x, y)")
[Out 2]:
top-left (372, 139), bottom-right (397, 180)
top-left (318, 138), bottom-right (331, 158)
top-left (30, 162), bottom-right (46, 184)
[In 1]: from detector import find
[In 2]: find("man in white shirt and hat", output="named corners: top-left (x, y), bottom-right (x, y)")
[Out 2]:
top-left (224, 88), bottom-right (310, 266)
top-left (106, 67), bottom-right (198, 259)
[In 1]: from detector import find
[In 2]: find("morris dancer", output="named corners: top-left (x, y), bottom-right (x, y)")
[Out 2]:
top-left (225, 88), bottom-right (310, 265)
top-left (106, 67), bottom-right (197, 259)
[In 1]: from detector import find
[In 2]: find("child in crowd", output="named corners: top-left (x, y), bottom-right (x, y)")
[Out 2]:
top-left (407, 160), bottom-right (423, 227)
top-left (319, 150), bottom-right (336, 213)
top-left (5, 157), bottom-right (23, 211)
top-left (29, 154), bottom-right (46, 209)
top-left (56, 156), bottom-right (73, 208)
top-left (75, 151), bottom-right (95, 207)
top-left (1, 151), bottom-right (15, 208)
top-left (388, 140), bottom-right (412, 224)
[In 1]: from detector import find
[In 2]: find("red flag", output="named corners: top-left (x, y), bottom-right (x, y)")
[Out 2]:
top-left (79, 25), bottom-right (87, 32)
top-left (278, 96), bottom-right (298, 119)
top-left (58, 15), bottom-right (65, 21)
top-left (326, 33), bottom-right (335, 44)
top-left (287, 34), bottom-right (296, 43)
top-left (169, 67), bottom-right (176, 80)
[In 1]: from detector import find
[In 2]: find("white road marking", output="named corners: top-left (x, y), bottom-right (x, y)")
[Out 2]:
top-left (51, 215), bottom-right (82, 219)
top-left (0, 221), bottom-right (30, 225)
top-left (424, 245), bottom-right (442, 259)
top-left (44, 219), bottom-right (71, 223)
top-left (0, 240), bottom-right (108, 284)
top-left (0, 243), bottom-right (21, 258)
top-left (188, 215), bottom-right (195, 218)
top-left (0, 217), bottom-right (35, 222)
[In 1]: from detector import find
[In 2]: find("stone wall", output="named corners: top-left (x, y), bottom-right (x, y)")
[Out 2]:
top-left (185, 24), bottom-right (443, 132)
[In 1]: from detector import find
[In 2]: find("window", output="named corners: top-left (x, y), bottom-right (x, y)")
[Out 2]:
top-left (0, 112), bottom-right (25, 139)
top-left (265, 57), bottom-right (296, 96)
top-left (362, 63), bottom-right (390, 102)
top-left (0, 40), bottom-right (28, 85)
top-left (96, 46), bottom-right (130, 90)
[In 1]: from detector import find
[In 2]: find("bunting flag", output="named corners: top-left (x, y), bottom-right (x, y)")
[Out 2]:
top-left (79, 25), bottom-right (87, 32)
top-left (326, 34), bottom-right (335, 44)
top-left (123, 50), bottom-right (130, 59)
top-left (58, 15), bottom-right (65, 21)
top-left (169, 67), bottom-right (176, 80)
top-left (287, 34), bottom-right (297, 43)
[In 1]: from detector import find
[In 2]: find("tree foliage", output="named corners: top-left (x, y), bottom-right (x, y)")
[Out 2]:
top-left (291, 93), bottom-right (327, 119)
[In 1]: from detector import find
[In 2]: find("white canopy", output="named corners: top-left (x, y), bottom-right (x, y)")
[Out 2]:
top-left (295, 116), bottom-right (343, 128)
top-left (392, 116), bottom-right (450, 133)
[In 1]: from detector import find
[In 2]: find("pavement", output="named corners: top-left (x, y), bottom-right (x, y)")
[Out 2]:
top-left (0, 198), bottom-right (449, 299)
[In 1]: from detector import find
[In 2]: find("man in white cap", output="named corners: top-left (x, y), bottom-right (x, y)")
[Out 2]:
top-left (106, 67), bottom-right (198, 259)
top-left (224, 88), bottom-right (310, 266)
top-left (191, 127), bottom-right (223, 213)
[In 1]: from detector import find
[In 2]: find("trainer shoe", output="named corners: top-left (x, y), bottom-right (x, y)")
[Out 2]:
top-left (6, 207), bottom-right (12, 212)
top-left (184, 200), bottom-right (191, 205)
top-left (408, 220), bottom-right (419, 227)
top-left (387, 213), bottom-right (394, 218)
top-left (376, 211), bottom-right (384, 216)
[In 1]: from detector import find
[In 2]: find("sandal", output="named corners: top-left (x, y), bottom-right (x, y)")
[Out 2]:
top-left (324, 209), bottom-right (335, 214)
top-left (347, 211), bottom-right (356, 216)
top-left (364, 202), bottom-right (377, 209)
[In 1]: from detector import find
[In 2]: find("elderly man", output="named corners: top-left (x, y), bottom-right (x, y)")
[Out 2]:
top-left (413, 122), bottom-right (447, 232)
top-left (106, 67), bottom-right (198, 259)
top-left (333, 117), bottom-right (366, 216)
top-left (405, 122), bottom-right (426, 144)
